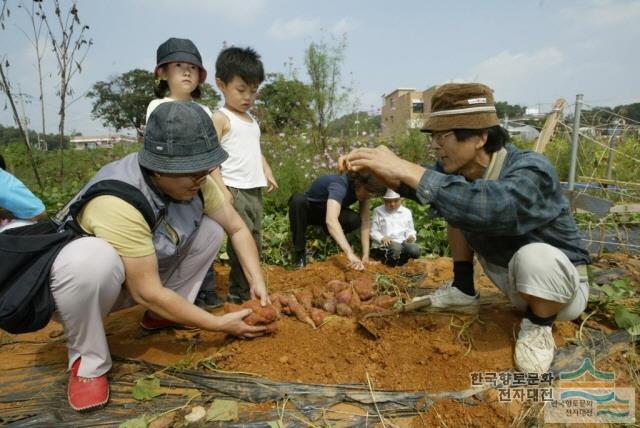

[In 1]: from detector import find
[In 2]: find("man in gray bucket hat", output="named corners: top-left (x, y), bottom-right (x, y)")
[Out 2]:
top-left (47, 101), bottom-right (269, 412)
top-left (339, 83), bottom-right (590, 375)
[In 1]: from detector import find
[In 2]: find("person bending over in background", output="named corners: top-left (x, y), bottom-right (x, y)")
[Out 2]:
top-left (288, 172), bottom-right (385, 271)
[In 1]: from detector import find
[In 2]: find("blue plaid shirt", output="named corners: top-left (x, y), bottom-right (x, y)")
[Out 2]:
top-left (406, 144), bottom-right (590, 267)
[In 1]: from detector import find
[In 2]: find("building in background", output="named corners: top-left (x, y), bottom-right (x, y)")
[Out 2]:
top-left (70, 135), bottom-right (137, 150)
top-left (381, 86), bottom-right (436, 140)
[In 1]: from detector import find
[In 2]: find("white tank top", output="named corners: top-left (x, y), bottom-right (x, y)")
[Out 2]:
top-left (218, 107), bottom-right (266, 189)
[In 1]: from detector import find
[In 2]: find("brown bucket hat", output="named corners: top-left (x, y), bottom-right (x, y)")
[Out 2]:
top-left (422, 83), bottom-right (500, 132)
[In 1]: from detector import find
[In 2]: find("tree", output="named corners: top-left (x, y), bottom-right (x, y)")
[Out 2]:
top-left (254, 73), bottom-right (313, 135)
top-left (495, 101), bottom-right (526, 119)
top-left (37, 0), bottom-right (92, 178)
top-left (327, 111), bottom-right (380, 138)
top-left (17, 0), bottom-right (50, 150)
top-left (88, 69), bottom-right (221, 138)
top-left (304, 34), bottom-right (349, 147)
top-left (196, 81), bottom-right (221, 114)
top-left (87, 69), bottom-right (155, 138)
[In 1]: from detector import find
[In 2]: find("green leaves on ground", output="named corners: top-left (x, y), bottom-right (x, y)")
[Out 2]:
top-left (118, 415), bottom-right (150, 428)
top-left (206, 399), bottom-right (238, 422)
top-left (589, 277), bottom-right (640, 335)
top-left (614, 305), bottom-right (640, 336)
top-left (132, 376), bottom-right (161, 401)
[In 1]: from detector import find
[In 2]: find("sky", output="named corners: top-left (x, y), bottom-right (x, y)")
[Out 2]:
top-left (0, 0), bottom-right (639, 136)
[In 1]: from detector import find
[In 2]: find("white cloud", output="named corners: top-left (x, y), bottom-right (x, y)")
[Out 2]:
top-left (467, 47), bottom-right (564, 102)
top-left (150, 0), bottom-right (267, 24)
top-left (267, 17), bottom-right (319, 39)
top-left (330, 18), bottom-right (355, 36)
top-left (561, 0), bottom-right (640, 28)
top-left (267, 17), bottom-right (355, 40)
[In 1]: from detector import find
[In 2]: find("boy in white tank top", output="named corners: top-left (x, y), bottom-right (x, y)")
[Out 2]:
top-left (211, 46), bottom-right (278, 303)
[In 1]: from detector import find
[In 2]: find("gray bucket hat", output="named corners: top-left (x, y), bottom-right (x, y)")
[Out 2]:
top-left (140, 101), bottom-right (228, 174)
top-left (155, 37), bottom-right (207, 83)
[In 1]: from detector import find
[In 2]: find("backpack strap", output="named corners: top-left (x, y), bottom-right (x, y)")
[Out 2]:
top-left (483, 147), bottom-right (508, 181)
top-left (68, 180), bottom-right (157, 230)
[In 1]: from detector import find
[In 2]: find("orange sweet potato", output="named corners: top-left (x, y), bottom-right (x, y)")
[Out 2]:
top-left (351, 278), bottom-right (375, 301)
top-left (336, 303), bottom-right (353, 317)
top-left (310, 308), bottom-right (328, 327)
top-left (289, 301), bottom-right (316, 328)
top-left (371, 295), bottom-right (397, 309)
top-left (224, 300), bottom-right (279, 326)
top-left (326, 279), bottom-right (349, 293)
top-left (293, 289), bottom-right (313, 311)
top-left (335, 288), bottom-right (352, 304)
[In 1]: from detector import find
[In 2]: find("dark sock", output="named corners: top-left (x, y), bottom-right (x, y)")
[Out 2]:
top-left (525, 306), bottom-right (557, 327)
top-left (452, 261), bottom-right (476, 296)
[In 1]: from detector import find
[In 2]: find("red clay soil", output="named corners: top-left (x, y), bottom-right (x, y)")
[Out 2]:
top-left (3, 254), bottom-right (636, 425)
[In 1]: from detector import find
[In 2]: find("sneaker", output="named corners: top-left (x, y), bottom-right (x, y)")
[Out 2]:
top-left (195, 290), bottom-right (224, 310)
top-left (139, 311), bottom-right (195, 331)
top-left (514, 318), bottom-right (555, 373)
top-left (293, 251), bottom-right (306, 269)
top-left (411, 282), bottom-right (479, 309)
top-left (68, 358), bottom-right (109, 412)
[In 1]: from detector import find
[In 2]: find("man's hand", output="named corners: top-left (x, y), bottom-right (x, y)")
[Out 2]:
top-left (382, 236), bottom-right (392, 246)
top-left (250, 282), bottom-right (271, 306)
top-left (347, 252), bottom-right (364, 271)
top-left (216, 309), bottom-right (266, 338)
top-left (406, 235), bottom-right (416, 243)
top-left (338, 145), bottom-right (426, 190)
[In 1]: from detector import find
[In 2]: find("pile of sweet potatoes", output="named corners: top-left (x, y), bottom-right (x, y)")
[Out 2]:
top-left (224, 277), bottom-right (398, 332)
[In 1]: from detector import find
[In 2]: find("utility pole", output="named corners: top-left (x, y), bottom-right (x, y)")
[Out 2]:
top-left (17, 84), bottom-right (31, 149)
top-left (568, 94), bottom-right (583, 191)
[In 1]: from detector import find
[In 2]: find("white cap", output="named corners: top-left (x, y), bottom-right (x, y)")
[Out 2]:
top-left (383, 188), bottom-right (401, 199)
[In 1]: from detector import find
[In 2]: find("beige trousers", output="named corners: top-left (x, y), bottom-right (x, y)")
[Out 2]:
top-left (49, 216), bottom-right (224, 378)
top-left (478, 243), bottom-right (589, 321)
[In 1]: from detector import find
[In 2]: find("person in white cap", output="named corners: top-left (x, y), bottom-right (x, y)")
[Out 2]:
top-left (370, 188), bottom-right (421, 266)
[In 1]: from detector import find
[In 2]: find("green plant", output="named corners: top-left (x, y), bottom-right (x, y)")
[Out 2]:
top-left (588, 278), bottom-right (640, 336)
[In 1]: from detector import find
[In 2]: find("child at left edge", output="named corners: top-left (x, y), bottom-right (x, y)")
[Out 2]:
top-left (210, 46), bottom-right (278, 303)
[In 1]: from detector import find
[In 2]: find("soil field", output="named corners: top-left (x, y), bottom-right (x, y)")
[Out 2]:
top-left (1, 254), bottom-right (638, 427)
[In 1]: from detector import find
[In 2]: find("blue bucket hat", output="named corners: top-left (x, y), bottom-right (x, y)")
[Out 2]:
top-left (140, 101), bottom-right (228, 174)
top-left (154, 37), bottom-right (207, 83)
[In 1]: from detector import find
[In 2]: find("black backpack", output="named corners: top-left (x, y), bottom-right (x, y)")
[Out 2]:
top-left (0, 220), bottom-right (79, 334)
top-left (0, 179), bottom-right (158, 335)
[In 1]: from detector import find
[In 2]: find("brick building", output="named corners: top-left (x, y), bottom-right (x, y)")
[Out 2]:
top-left (381, 86), bottom-right (436, 140)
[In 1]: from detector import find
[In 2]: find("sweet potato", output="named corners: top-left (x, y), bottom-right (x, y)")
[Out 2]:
top-left (357, 304), bottom-right (387, 316)
top-left (348, 288), bottom-right (361, 309)
top-left (335, 288), bottom-right (352, 304)
top-left (322, 297), bottom-right (337, 314)
top-left (326, 279), bottom-right (349, 293)
top-left (336, 303), bottom-right (353, 317)
top-left (224, 300), bottom-right (278, 326)
top-left (351, 278), bottom-right (375, 301)
top-left (293, 289), bottom-right (313, 311)
top-left (310, 308), bottom-right (328, 327)
top-left (372, 295), bottom-right (397, 309)
top-left (289, 301), bottom-right (316, 328)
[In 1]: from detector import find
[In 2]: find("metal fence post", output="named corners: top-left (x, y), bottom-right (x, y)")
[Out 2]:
top-left (568, 94), bottom-right (583, 191)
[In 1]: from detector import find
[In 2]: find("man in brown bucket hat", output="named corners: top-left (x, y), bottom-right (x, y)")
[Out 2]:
top-left (339, 83), bottom-right (590, 374)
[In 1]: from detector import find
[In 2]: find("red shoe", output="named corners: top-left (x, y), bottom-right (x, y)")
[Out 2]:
top-left (68, 358), bottom-right (109, 412)
top-left (139, 311), bottom-right (195, 331)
